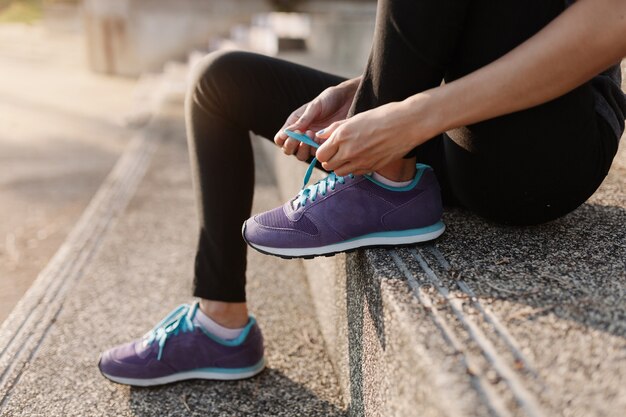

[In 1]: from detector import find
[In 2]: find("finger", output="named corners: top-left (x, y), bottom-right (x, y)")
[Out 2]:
top-left (284, 129), bottom-right (313, 155)
top-left (315, 119), bottom-right (345, 140)
top-left (274, 132), bottom-right (287, 147)
top-left (275, 113), bottom-right (300, 146)
top-left (288, 100), bottom-right (321, 132)
top-left (295, 143), bottom-right (310, 161)
top-left (322, 156), bottom-right (347, 172)
top-left (305, 130), bottom-right (317, 147)
top-left (275, 99), bottom-right (309, 145)
top-left (316, 122), bottom-right (346, 162)
top-left (316, 137), bottom-right (339, 164)
top-left (283, 137), bottom-right (300, 155)
top-left (321, 137), bottom-right (360, 171)
top-left (351, 168), bottom-right (371, 176)
top-left (320, 146), bottom-right (348, 171)
top-left (330, 161), bottom-right (355, 177)
top-left (334, 161), bottom-right (365, 177)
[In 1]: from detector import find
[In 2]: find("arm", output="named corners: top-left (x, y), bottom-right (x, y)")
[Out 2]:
top-left (417, 0), bottom-right (626, 137)
top-left (316, 0), bottom-right (626, 176)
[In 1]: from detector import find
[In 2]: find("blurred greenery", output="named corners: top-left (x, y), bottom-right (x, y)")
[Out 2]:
top-left (0, 0), bottom-right (79, 23)
top-left (0, 1), bottom-right (41, 23)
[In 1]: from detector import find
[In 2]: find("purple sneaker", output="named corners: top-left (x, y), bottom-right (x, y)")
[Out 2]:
top-left (98, 303), bottom-right (265, 386)
top-left (243, 131), bottom-right (444, 258)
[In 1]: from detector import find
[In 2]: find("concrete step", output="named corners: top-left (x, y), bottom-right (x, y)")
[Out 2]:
top-left (0, 100), bottom-right (346, 416)
top-left (259, 137), bottom-right (626, 417)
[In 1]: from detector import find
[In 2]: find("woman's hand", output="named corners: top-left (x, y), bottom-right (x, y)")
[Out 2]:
top-left (315, 95), bottom-right (440, 176)
top-left (274, 77), bottom-right (361, 161)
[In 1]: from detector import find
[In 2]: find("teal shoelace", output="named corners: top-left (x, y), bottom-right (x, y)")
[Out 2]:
top-left (143, 303), bottom-right (198, 360)
top-left (284, 130), bottom-right (353, 208)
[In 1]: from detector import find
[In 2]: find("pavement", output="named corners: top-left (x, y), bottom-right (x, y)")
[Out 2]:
top-left (0, 23), bottom-right (137, 323)
top-left (0, 100), bottom-right (346, 417)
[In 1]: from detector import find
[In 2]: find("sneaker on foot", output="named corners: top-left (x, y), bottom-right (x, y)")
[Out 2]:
top-left (242, 131), bottom-right (444, 258)
top-left (98, 303), bottom-right (265, 386)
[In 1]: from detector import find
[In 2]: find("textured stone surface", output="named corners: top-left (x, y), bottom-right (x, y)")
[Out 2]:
top-left (262, 128), bottom-right (626, 417)
top-left (0, 104), bottom-right (345, 417)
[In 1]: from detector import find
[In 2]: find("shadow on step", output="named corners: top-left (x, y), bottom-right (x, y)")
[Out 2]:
top-left (129, 367), bottom-right (347, 416)
top-left (438, 202), bottom-right (626, 338)
top-left (345, 250), bottom-right (384, 417)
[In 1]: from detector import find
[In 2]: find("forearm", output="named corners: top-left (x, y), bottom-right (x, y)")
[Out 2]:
top-left (407, 0), bottom-right (626, 138)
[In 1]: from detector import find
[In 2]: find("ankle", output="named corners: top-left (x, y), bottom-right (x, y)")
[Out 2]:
top-left (198, 299), bottom-right (249, 329)
top-left (375, 158), bottom-right (417, 182)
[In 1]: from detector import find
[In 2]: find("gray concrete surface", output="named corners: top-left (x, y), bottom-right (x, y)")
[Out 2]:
top-left (0, 101), bottom-right (346, 416)
top-left (262, 100), bottom-right (626, 417)
top-left (0, 23), bottom-right (137, 324)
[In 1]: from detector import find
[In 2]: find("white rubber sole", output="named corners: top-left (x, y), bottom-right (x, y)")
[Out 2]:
top-left (249, 221), bottom-right (445, 258)
top-left (100, 358), bottom-right (266, 387)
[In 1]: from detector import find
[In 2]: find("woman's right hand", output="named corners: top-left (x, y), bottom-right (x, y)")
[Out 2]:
top-left (274, 76), bottom-right (361, 161)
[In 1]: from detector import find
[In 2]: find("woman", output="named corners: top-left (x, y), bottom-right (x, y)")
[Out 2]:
top-left (99, 0), bottom-right (625, 386)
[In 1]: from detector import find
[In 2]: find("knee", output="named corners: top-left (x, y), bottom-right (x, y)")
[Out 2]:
top-left (186, 50), bottom-right (252, 111)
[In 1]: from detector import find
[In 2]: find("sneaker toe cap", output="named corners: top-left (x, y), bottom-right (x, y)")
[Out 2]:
top-left (243, 209), bottom-right (320, 249)
top-left (99, 340), bottom-right (167, 380)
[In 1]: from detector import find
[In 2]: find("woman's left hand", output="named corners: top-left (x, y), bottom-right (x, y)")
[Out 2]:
top-left (315, 98), bottom-right (436, 176)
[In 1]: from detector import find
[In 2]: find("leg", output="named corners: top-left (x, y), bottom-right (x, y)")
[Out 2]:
top-left (350, 0), bottom-right (470, 114)
top-left (442, 0), bottom-right (618, 224)
top-left (185, 51), bottom-right (345, 312)
top-left (99, 53), bottom-right (345, 386)
top-left (349, 0), bottom-right (472, 202)
top-left (348, 0), bottom-right (616, 223)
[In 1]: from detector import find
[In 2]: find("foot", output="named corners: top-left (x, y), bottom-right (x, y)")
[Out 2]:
top-left (242, 163), bottom-right (444, 259)
top-left (98, 303), bottom-right (265, 386)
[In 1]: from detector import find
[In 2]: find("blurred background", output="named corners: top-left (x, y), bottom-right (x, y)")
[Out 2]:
top-left (0, 0), bottom-right (376, 324)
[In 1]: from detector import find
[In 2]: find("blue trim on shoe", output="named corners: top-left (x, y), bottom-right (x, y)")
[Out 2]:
top-left (342, 220), bottom-right (445, 243)
top-left (195, 357), bottom-right (266, 375)
top-left (364, 163), bottom-right (433, 191)
top-left (196, 314), bottom-right (258, 347)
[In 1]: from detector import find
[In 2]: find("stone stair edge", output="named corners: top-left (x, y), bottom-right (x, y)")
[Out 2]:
top-left (0, 97), bottom-right (183, 409)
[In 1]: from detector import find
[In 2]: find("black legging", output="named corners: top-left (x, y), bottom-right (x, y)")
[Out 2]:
top-left (185, 0), bottom-right (618, 302)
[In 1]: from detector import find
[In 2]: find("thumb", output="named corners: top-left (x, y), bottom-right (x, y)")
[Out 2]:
top-left (315, 119), bottom-right (345, 142)
top-left (316, 121), bottom-right (346, 163)
top-left (289, 100), bottom-right (321, 132)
